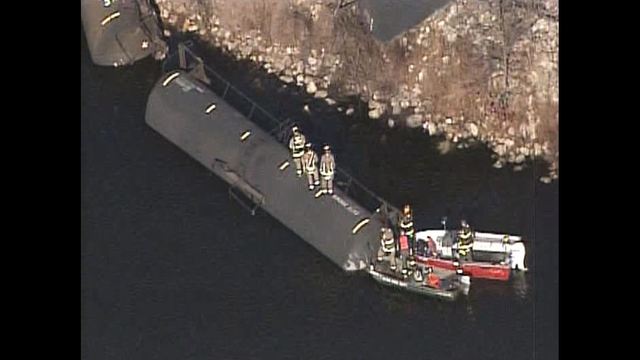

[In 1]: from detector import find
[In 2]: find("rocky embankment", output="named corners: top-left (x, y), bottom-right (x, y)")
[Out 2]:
top-left (155, 0), bottom-right (558, 182)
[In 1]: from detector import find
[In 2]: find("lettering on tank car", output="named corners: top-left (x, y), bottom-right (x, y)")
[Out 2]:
top-left (175, 77), bottom-right (205, 93)
top-left (331, 194), bottom-right (360, 216)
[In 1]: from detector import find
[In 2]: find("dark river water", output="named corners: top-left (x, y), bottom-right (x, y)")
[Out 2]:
top-left (81, 24), bottom-right (558, 360)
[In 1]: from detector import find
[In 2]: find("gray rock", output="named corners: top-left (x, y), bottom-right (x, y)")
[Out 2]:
top-left (369, 100), bottom-right (383, 110)
top-left (406, 114), bottom-right (424, 128)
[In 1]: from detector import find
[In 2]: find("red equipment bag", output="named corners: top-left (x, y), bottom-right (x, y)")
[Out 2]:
top-left (399, 235), bottom-right (409, 251)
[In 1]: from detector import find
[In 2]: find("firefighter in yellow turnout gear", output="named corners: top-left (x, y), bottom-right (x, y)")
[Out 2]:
top-left (457, 220), bottom-right (474, 261)
top-left (302, 143), bottom-right (320, 190)
top-left (376, 227), bottom-right (398, 271)
top-left (288, 126), bottom-right (306, 177)
top-left (319, 145), bottom-right (335, 195)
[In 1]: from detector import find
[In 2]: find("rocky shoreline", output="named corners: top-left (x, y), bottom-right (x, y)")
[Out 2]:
top-left (155, 0), bottom-right (558, 182)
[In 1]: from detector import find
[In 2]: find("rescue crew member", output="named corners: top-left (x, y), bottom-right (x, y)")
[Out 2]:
top-left (399, 204), bottom-right (415, 254)
top-left (457, 219), bottom-right (474, 260)
top-left (288, 126), bottom-right (306, 177)
top-left (377, 227), bottom-right (395, 262)
top-left (302, 143), bottom-right (320, 190)
top-left (319, 145), bottom-right (335, 195)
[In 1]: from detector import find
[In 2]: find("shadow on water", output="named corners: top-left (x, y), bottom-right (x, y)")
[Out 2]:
top-left (82, 27), bottom-right (558, 359)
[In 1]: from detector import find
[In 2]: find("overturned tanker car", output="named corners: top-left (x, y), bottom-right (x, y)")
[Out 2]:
top-left (144, 46), bottom-right (403, 272)
top-left (81, 0), bottom-right (167, 66)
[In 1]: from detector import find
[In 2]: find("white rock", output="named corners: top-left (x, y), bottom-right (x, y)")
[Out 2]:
top-left (514, 165), bottom-right (524, 172)
top-left (306, 81), bottom-right (317, 94)
top-left (346, 107), bottom-right (355, 116)
top-left (540, 176), bottom-right (551, 184)
top-left (406, 114), bottom-right (424, 128)
top-left (279, 75), bottom-right (294, 83)
top-left (467, 123), bottom-right (479, 137)
top-left (493, 161), bottom-right (503, 169)
top-left (400, 100), bottom-right (410, 109)
top-left (325, 98), bottom-right (336, 106)
top-left (388, 119), bottom-right (395, 128)
top-left (303, 104), bottom-right (310, 113)
top-left (428, 122), bottom-right (437, 135)
top-left (369, 108), bottom-right (383, 119)
top-left (445, 117), bottom-right (453, 125)
top-left (314, 90), bottom-right (328, 98)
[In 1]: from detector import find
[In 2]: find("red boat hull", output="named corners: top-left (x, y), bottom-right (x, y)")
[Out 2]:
top-left (415, 256), bottom-right (511, 281)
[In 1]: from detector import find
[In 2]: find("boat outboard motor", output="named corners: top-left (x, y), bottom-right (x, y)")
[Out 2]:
top-left (81, 0), bottom-right (167, 66)
top-left (509, 242), bottom-right (527, 271)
